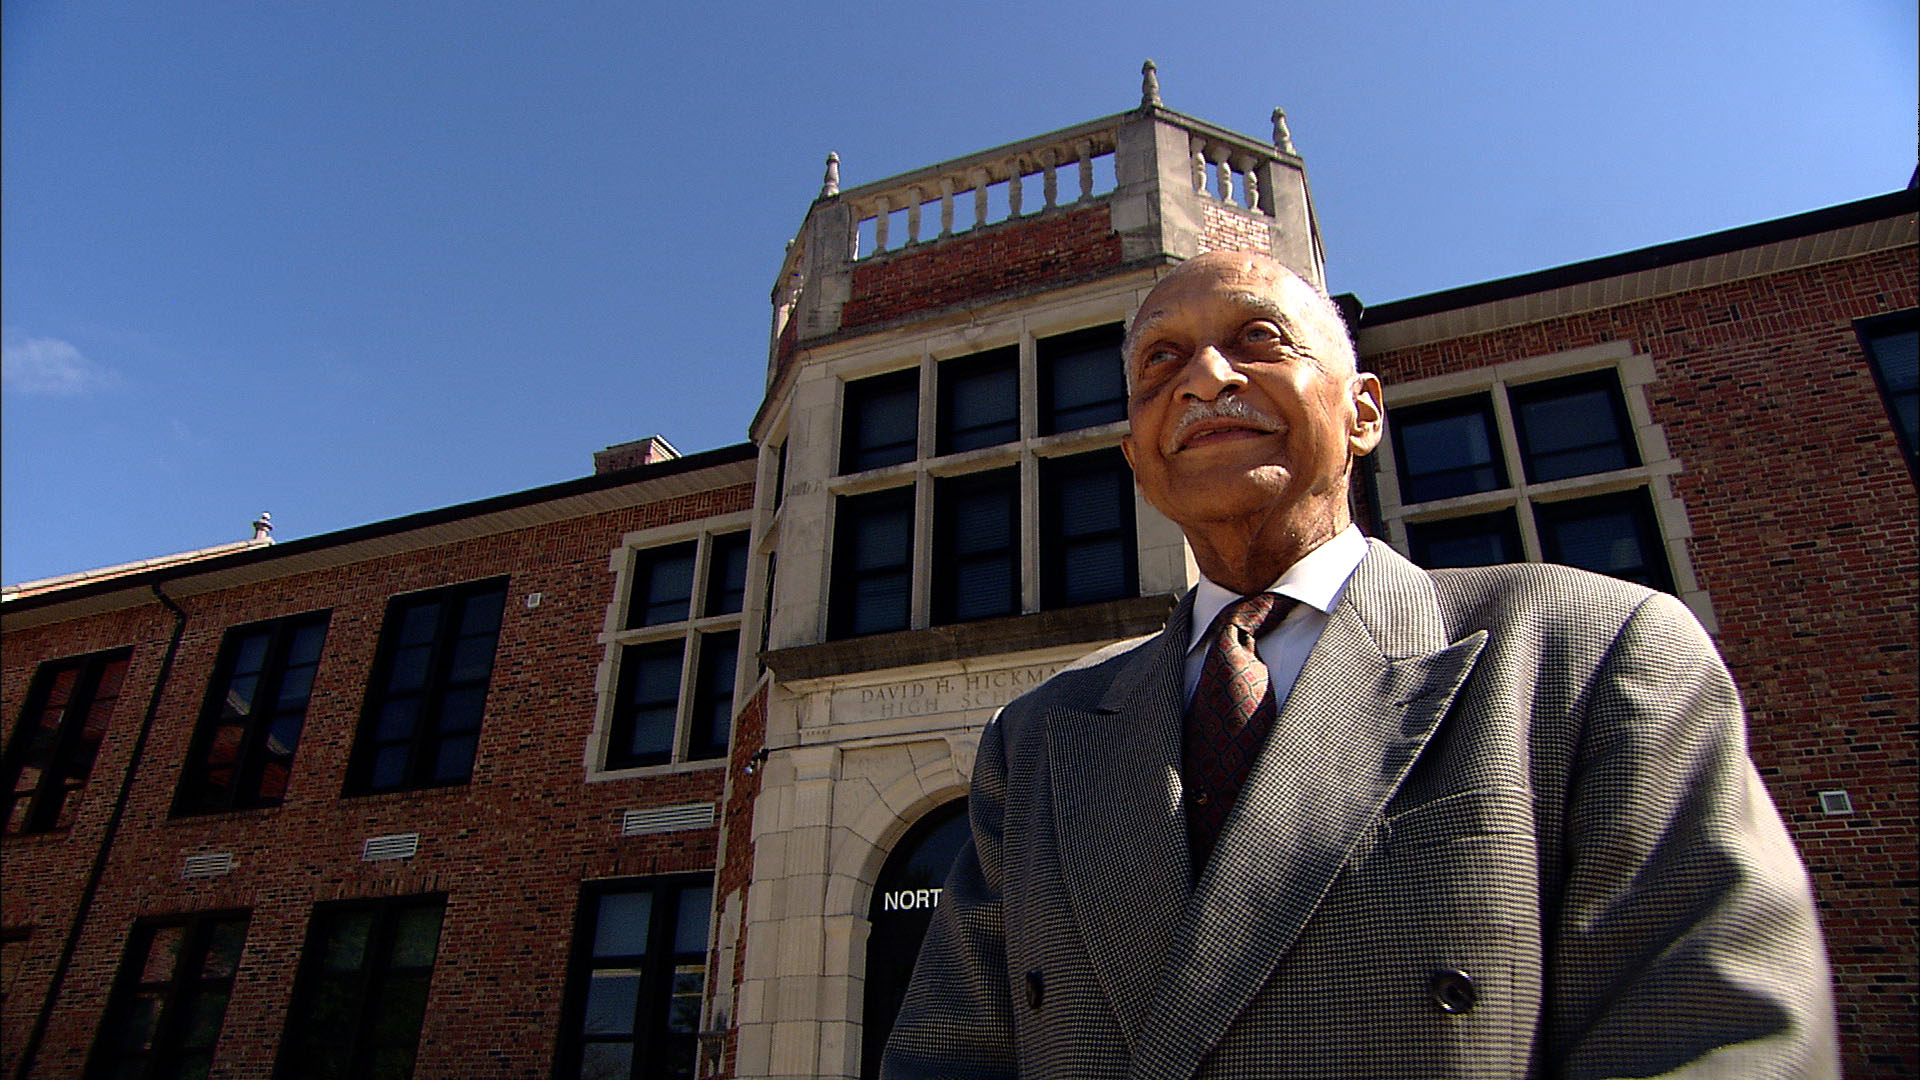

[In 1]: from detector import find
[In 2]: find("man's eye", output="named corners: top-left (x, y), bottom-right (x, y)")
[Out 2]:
top-left (1242, 323), bottom-right (1280, 343)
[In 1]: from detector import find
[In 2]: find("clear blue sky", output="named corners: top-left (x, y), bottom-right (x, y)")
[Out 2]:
top-left (4, 0), bottom-right (1913, 585)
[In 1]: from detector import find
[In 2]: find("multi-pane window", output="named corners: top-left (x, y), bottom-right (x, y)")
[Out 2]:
top-left (177, 612), bottom-right (329, 814)
top-left (831, 488), bottom-right (916, 637)
top-left (1858, 309), bottom-right (1918, 475)
top-left (933, 469), bottom-right (1021, 623)
top-left (1037, 323), bottom-right (1126, 435)
top-left (87, 911), bottom-right (249, 1080)
top-left (3, 648), bottom-right (132, 835)
top-left (277, 895), bottom-right (444, 1080)
top-left (1040, 449), bottom-right (1138, 609)
top-left (557, 878), bottom-right (711, 1080)
top-left (349, 579), bottom-right (507, 794)
top-left (1383, 363), bottom-right (1679, 592)
top-left (1390, 395), bottom-right (1506, 504)
top-left (841, 369), bottom-right (919, 473)
top-left (937, 347), bottom-right (1018, 454)
top-left (825, 322), bottom-right (1138, 639)
top-left (602, 530), bottom-right (748, 772)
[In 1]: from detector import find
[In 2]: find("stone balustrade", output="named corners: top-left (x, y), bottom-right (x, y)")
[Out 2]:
top-left (842, 122), bottom-right (1124, 260)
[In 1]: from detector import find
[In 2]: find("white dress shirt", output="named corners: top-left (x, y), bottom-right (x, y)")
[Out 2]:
top-left (1181, 525), bottom-right (1369, 707)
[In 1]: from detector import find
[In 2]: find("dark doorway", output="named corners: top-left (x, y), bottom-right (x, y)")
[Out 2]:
top-left (860, 799), bottom-right (969, 1080)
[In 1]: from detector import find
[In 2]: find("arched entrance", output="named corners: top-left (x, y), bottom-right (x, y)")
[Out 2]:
top-left (859, 798), bottom-right (968, 1080)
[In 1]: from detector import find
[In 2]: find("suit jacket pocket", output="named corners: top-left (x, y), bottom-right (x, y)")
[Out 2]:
top-left (1377, 784), bottom-right (1535, 852)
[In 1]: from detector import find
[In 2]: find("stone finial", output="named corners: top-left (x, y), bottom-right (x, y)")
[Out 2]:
top-left (1141, 60), bottom-right (1162, 108)
top-left (251, 512), bottom-right (273, 542)
top-left (820, 152), bottom-right (840, 199)
top-left (1271, 108), bottom-right (1296, 155)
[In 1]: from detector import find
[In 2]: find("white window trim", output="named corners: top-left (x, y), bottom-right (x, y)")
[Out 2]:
top-left (588, 511), bottom-right (754, 779)
top-left (1370, 342), bottom-right (1717, 631)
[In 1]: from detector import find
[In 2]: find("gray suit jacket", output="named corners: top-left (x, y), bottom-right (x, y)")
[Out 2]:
top-left (883, 542), bottom-right (1837, 1079)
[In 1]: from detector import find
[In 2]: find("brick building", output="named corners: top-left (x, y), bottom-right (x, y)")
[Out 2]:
top-left (4, 80), bottom-right (1914, 1079)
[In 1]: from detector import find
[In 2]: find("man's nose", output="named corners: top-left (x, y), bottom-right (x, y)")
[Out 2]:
top-left (1176, 344), bottom-right (1247, 400)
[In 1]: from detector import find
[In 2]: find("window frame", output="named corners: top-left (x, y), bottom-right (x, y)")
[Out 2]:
top-left (86, 909), bottom-right (251, 1080)
top-left (275, 893), bottom-right (446, 1080)
top-left (1507, 369), bottom-right (1641, 484)
top-left (594, 519), bottom-right (751, 777)
top-left (175, 610), bottom-right (331, 815)
top-left (1038, 448), bottom-right (1140, 611)
top-left (553, 875), bottom-right (714, 1080)
top-left (3, 647), bottom-right (134, 835)
top-left (1388, 392), bottom-right (1508, 504)
top-left (840, 367), bottom-right (921, 474)
top-left (931, 467), bottom-right (1022, 624)
top-left (1036, 322), bottom-right (1128, 437)
top-left (1856, 308), bottom-right (1919, 482)
top-left (829, 485), bottom-right (918, 639)
top-left (1372, 346), bottom-right (1706, 618)
top-left (346, 577), bottom-right (509, 796)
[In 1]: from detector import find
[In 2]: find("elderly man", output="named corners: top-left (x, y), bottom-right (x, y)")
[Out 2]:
top-left (881, 251), bottom-right (1837, 1079)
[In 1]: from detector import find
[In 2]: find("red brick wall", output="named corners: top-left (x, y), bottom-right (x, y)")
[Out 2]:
top-left (1363, 247), bottom-right (1919, 1078)
top-left (1, 482), bottom-right (753, 1079)
top-left (842, 205), bottom-right (1121, 329)
top-left (1198, 202), bottom-right (1271, 255)
top-left (708, 683), bottom-right (767, 1080)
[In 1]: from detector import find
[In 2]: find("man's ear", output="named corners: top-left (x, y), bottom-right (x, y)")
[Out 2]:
top-left (1348, 373), bottom-right (1384, 456)
top-left (1120, 432), bottom-right (1137, 471)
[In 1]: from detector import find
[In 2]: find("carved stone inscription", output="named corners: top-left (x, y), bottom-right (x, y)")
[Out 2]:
top-left (834, 662), bottom-right (1069, 723)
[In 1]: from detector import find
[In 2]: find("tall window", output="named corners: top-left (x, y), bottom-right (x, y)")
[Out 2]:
top-left (277, 895), bottom-right (445, 1080)
top-left (87, 911), bottom-right (250, 1080)
top-left (1381, 360), bottom-right (1680, 592)
top-left (177, 612), bottom-right (329, 814)
top-left (933, 469), bottom-right (1020, 623)
top-left (601, 529), bottom-right (749, 772)
top-left (841, 369), bottom-right (919, 473)
top-left (1858, 309), bottom-right (1918, 477)
top-left (1037, 323), bottom-right (1126, 435)
top-left (4, 648), bottom-right (132, 835)
top-left (1040, 449), bottom-right (1138, 609)
top-left (557, 878), bottom-right (711, 1080)
top-left (831, 487), bottom-right (916, 638)
top-left (349, 579), bottom-right (507, 794)
top-left (937, 347), bottom-right (1018, 454)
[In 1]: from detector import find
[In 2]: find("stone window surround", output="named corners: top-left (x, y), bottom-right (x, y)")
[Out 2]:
top-left (589, 511), bottom-right (753, 781)
top-left (819, 319), bottom-right (1142, 636)
top-left (1369, 340), bottom-right (1716, 630)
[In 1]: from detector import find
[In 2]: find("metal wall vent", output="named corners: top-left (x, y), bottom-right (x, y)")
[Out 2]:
top-left (621, 803), bottom-right (715, 836)
top-left (1818, 790), bottom-right (1854, 816)
top-left (362, 832), bottom-right (421, 861)
top-left (181, 852), bottom-right (233, 879)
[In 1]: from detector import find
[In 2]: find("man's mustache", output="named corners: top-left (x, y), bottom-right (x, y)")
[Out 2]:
top-left (1169, 393), bottom-right (1283, 448)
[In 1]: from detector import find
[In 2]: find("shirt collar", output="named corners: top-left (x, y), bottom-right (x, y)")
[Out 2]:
top-left (1187, 525), bottom-right (1369, 653)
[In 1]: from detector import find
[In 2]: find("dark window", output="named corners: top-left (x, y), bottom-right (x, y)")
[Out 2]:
top-left (3, 648), bottom-right (132, 835)
top-left (177, 612), bottom-right (329, 815)
top-left (1858, 309), bottom-right (1918, 477)
top-left (1038, 324), bottom-right (1127, 435)
top-left (933, 469), bottom-right (1020, 624)
top-left (937, 347), bottom-right (1019, 455)
top-left (1390, 394), bottom-right (1506, 503)
top-left (831, 487), bottom-right (916, 638)
top-left (841, 369), bottom-right (919, 473)
top-left (1406, 511), bottom-right (1524, 569)
top-left (688, 632), bottom-right (738, 761)
top-left (1040, 450), bottom-right (1137, 609)
top-left (277, 895), bottom-right (444, 1080)
top-left (1535, 490), bottom-right (1674, 591)
top-left (86, 911), bottom-right (249, 1080)
top-left (704, 533), bottom-right (750, 617)
top-left (628, 543), bottom-right (697, 628)
top-left (609, 641), bottom-right (685, 770)
top-left (350, 579), bottom-right (507, 794)
top-left (1508, 372), bottom-right (1640, 484)
top-left (556, 878), bottom-right (711, 1080)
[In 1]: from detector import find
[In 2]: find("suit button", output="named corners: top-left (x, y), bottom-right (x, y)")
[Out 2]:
top-left (1194, 792), bottom-right (1210, 806)
top-left (1025, 970), bottom-right (1044, 1010)
top-left (1428, 968), bottom-right (1476, 1013)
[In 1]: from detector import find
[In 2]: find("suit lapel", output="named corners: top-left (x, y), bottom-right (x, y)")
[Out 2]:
top-left (1048, 592), bottom-right (1195, 1046)
top-left (1130, 543), bottom-right (1489, 1080)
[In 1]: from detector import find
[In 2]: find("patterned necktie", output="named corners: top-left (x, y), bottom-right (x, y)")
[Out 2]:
top-left (1183, 591), bottom-right (1295, 874)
